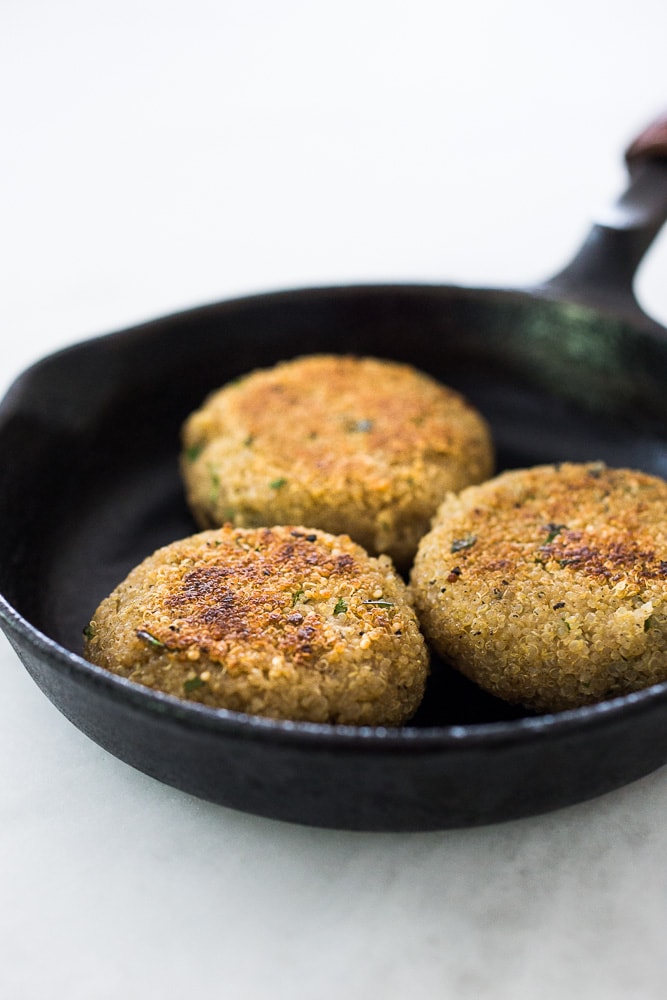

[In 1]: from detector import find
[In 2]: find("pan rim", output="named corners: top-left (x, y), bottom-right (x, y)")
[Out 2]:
top-left (3, 277), bottom-right (656, 399)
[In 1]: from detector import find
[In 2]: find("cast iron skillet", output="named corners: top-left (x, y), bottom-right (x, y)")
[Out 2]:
top-left (2, 118), bottom-right (667, 832)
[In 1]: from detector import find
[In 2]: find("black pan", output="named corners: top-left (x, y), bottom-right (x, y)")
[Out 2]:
top-left (3, 117), bottom-right (667, 832)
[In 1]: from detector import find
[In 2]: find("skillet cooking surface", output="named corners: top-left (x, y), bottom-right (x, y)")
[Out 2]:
top-left (3, 121), bottom-right (667, 830)
top-left (9, 285), bottom-right (667, 664)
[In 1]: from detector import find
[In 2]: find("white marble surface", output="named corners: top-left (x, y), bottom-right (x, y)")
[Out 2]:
top-left (2, 2), bottom-right (667, 997)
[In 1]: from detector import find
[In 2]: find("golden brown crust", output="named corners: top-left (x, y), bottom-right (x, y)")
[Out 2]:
top-left (84, 525), bottom-right (429, 725)
top-left (180, 355), bottom-right (493, 568)
top-left (410, 462), bottom-right (667, 712)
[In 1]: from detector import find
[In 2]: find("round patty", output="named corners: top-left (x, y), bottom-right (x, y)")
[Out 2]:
top-left (410, 462), bottom-right (667, 712)
top-left (180, 354), bottom-right (493, 569)
top-left (84, 525), bottom-right (429, 725)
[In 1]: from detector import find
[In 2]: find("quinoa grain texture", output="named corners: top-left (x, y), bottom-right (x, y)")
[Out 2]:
top-left (84, 525), bottom-right (429, 725)
top-left (180, 355), bottom-right (493, 569)
top-left (411, 462), bottom-right (667, 712)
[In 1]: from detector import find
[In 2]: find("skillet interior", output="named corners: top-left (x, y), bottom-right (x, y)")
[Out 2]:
top-left (3, 282), bottom-right (667, 828)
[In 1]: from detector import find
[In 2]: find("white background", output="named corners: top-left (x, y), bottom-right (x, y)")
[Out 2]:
top-left (2, 2), bottom-right (667, 998)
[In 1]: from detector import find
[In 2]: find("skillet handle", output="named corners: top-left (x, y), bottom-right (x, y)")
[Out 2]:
top-left (540, 113), bottom-right (667, 326)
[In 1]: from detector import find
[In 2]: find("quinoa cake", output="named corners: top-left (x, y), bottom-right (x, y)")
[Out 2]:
top-left (180, 354), bottom-right (494, 569)
top-left (410, 462), bottom-right (667, 713)
top-left (84, 524), bottom-right (429, 725)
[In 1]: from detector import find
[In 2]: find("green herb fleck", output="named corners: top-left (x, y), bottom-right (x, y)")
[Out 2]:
top-left (291, 586), bottom-right (305, 607)
top-left (333, 597), bottom-right (348, 615)
top-left (83, 623), bottom-right (96, 640)
top-left (185, 442), bottom-right (204, 462)
top-left (543, 523), bottom-right (567, 545)
top-left (244, 435), bottom-right (254, 447)
top-left (270, 478), bottom-right (288, 490)
top-left (561, 619), bottom-right (571, 631)
top-left (450, 534), bottom-right (476, 553)
top-left (208, 465), bottom-right (221, 505)
top-left (645, 616), bottom-right (655, 632)
top-left (184, 675), bottom-right (206, 693)
top-left (363, 600), bottom-right (394, 609)
top-left (136, 629), bottom-right (166, 649)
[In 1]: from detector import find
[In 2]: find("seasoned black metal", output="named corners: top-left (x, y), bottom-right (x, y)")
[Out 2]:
top-left (3, 120), bottom-right (667, 830)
